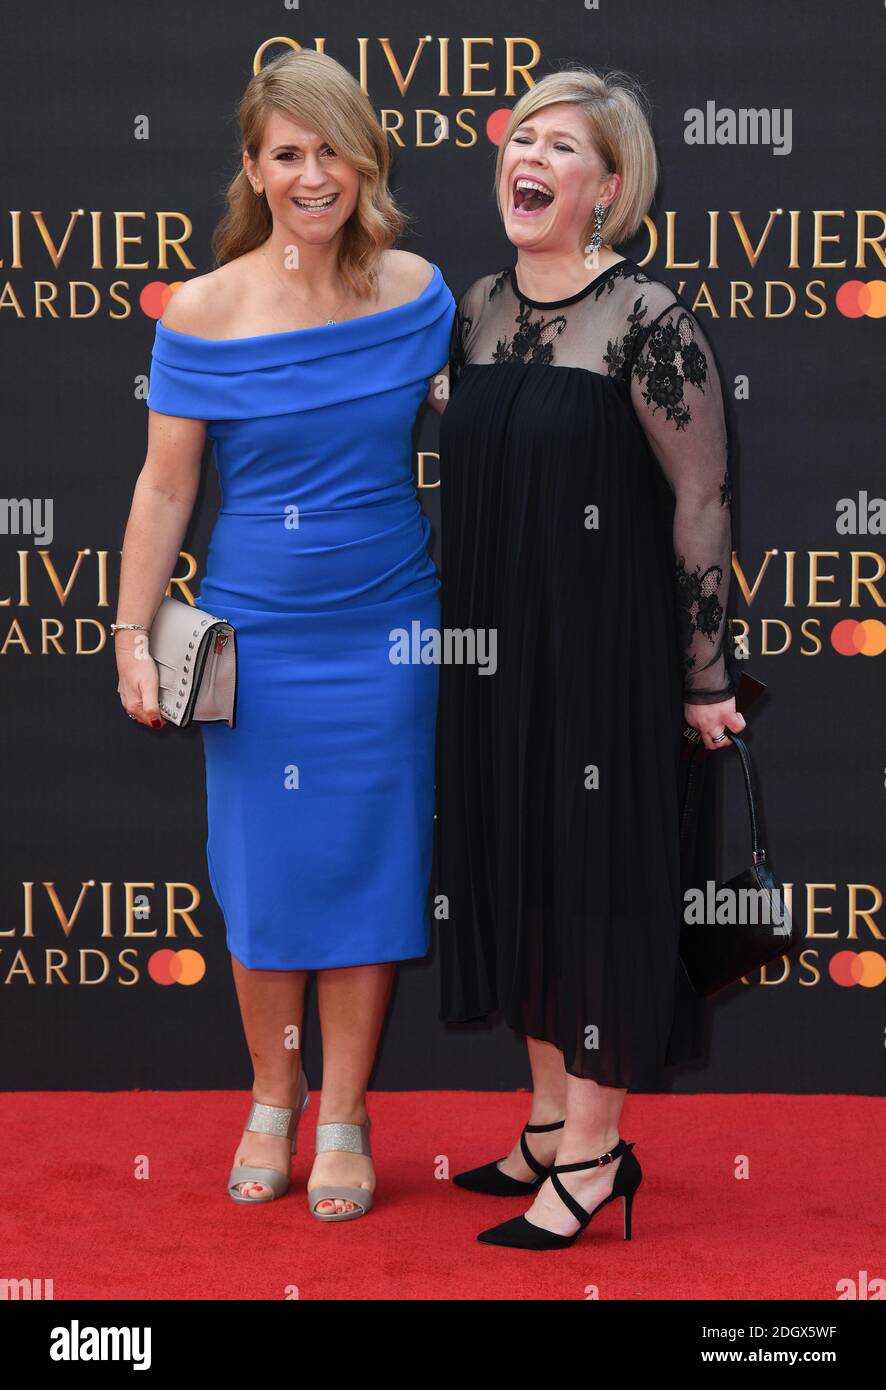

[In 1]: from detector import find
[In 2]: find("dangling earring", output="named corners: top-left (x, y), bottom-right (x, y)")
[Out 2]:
top-left (589, 200), bottom-right (606, 255)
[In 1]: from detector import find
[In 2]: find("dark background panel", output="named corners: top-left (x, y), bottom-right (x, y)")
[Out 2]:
top-left (1, 0), bottom-right (884, 1092)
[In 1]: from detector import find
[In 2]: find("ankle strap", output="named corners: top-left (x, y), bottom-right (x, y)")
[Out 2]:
top-left (552, 1138), bottom-right (630, 1174)
top-left (519, 1119), bottom-right (565, 1179)
top-left (548, 1140), bottom-right (633, 1230)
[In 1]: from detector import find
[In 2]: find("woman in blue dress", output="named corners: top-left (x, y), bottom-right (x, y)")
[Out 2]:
top-left (114, 50), bottom-right (454, 1219)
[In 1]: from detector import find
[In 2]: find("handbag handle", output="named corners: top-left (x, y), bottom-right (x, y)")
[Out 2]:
top-left (682, 730), bottom-right (767, 865)
top-left (722, 732), bottom-right (766, 865)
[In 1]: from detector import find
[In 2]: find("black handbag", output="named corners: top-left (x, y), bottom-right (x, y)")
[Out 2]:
top-left (678, 725), bottom-right (796, 996)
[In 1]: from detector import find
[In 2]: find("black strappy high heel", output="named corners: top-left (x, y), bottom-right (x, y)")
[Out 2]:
top-left (475, 1138), bottom-right (641, 1248)
top-left (452, 1119), bottom-right (565, 1196)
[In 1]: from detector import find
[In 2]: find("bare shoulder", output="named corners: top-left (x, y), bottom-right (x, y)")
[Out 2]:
top-left (160, 261), bottom-right (244, 338)
top-left (379, 249), bottom-right (436, 303)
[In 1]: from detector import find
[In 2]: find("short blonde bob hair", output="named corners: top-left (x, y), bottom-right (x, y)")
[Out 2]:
top-left (494, 65), bottom-right (659, 252)
top-left (212, 49), bottom-right (407, 297)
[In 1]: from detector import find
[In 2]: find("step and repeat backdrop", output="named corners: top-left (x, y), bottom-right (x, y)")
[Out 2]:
top-left (2, 1), bottom-right (884, 1092)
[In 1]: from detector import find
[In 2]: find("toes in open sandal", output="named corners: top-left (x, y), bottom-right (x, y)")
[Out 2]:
top-left (308, 1118), bottom-right (374, 1222)
top-left (227, 1070), bottom-right (310, 1204)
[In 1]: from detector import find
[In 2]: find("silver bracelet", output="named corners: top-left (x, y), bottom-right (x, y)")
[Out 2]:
top-left (110, 622), bottom-right (150, 634)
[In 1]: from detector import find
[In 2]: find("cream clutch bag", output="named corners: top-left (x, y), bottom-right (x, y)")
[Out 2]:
top-left (117, 595), bottom-right (237, 728)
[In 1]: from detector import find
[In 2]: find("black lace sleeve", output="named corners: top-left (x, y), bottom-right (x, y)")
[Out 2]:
top-left (629, 300), bottom-right (740, 704)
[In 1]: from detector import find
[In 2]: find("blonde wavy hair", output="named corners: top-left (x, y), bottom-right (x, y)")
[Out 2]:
top-left (212, 49), bottom-right (408, 297)
top-left (494, 65), bottom-right (659, 253)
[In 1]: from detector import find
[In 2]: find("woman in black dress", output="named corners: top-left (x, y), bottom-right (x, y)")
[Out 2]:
top-left (434, 67), bottom-right (746, 1249)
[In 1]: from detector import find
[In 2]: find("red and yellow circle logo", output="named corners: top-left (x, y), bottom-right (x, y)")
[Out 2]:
top-left (140, 281), bottom-right (185, 320)
top-left (147, 949), bottom-right (206, 985)
top-left (835, 281), bottom-right (886, 317)
top-left (830, 619), bottom-right (886, 656)
top-left (829, 951), bottom-right (886, 987)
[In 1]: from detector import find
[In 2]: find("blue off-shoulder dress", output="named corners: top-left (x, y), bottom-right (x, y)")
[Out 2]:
top-left (146, 264), bottom-right (455, 969)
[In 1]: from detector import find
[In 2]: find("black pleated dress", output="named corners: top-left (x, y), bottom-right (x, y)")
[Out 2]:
top-left (435, 256), bottom-right (742, 1090)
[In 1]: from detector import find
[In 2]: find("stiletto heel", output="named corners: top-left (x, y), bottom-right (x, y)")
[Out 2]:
top-left (227, 1070), bottom-right (310, 1204)
top-left (453, 1119), bottom-right (565, 1196)
top-left (476, 1138), bottom-right (642, 1250)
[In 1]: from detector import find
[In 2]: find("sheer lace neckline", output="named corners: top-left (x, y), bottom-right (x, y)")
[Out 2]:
top-left (508, 257), bottom-right (635, 310)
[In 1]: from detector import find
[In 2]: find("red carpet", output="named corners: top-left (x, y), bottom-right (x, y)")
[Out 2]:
top-left (2, 1091), bottom-right (882, 1301)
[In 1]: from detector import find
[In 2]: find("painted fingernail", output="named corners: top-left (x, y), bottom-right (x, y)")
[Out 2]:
top-left (151, 719), bottom-right (163, 728)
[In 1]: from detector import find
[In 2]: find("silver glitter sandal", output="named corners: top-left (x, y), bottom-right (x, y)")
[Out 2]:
top-left (308, 1118), bottom-right (375, 1221)
top-left (227, 1070), bottom-right (310, 1204)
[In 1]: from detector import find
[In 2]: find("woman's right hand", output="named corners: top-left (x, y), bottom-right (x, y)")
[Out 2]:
top-left (116, 631), bottom-right (166, 728)
top-left (114, 405), bottom-right (206, 731)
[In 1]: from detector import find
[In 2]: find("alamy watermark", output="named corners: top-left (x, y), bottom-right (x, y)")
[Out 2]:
top-left (0, 497), bottom-right (53, 544)
top-left (684, 102), bottom-right (792, 156)
top-left (389, 622), bottom-right (497, 674)
top-left (683, 882), bottom-right (790, 932)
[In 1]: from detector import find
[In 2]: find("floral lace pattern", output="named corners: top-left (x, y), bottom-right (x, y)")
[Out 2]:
top-left (486, 261), bottom-right (648, 372)
top-left (626, 303), bottom-right (737, 700)
top-left (676, 557), bottom-right (726, 683)
top-left (632, 310), bottom-right (707, 428)
top-left (492, 302), bottom-right (567, 366)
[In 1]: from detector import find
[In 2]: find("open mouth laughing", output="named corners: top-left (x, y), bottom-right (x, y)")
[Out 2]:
top-left (512, 176), bottom-right (555, 216)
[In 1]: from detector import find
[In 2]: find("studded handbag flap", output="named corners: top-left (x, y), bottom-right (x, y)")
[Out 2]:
top-left (147, 596), bottom-right (237, 728)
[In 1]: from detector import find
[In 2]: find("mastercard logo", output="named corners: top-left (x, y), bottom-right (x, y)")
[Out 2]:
top-left (147, 949), bottom-right (206, 985)
top-left (835, 281), bottom-right (886, 318)
top-left (140, 281), bottom-right (186, 320)
top-left (830, 619), bottom-right (886, 656)
top-left (829, 951), bottom-right (886, 987)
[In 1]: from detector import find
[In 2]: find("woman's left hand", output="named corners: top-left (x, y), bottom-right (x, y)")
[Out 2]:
top-left (684, 698), bottom-right (746, 752)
